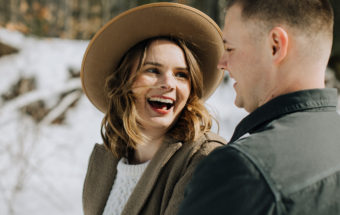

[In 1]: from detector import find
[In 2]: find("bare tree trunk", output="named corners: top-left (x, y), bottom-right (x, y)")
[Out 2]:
top-left (0, 0), bottom-right (9, 23)
top-left (331, 0), bottom-right (340, 56)
top-left (101, 0), bottom-right (112, 24)
top-left (190, 0), bottom-right (220, 26)
top-left (209, 0), bottom-right (220, 26)
top-left (79, 0), bottom-right (89, 39)
top-left (176, 0), bottom-right (188, 4)
top-left (116, 0), bottom-right (133, 14)
top-left (63, 0), bottom-right (72, 38)
top-left (9, 0), bottom-right (18, 23)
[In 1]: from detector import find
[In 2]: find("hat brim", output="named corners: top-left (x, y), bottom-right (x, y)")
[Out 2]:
top-left (81, 2), bottom-right (224, 113)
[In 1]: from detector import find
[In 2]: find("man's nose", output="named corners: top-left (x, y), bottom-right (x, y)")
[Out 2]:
top-left (217, 52), bottom-right (228, 70)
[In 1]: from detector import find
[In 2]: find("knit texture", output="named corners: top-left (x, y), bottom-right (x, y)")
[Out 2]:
top-left (102, 158), bottom-right (150, 215)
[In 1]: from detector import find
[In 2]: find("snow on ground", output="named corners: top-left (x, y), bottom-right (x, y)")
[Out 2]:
top-left (0, 28), bottom-right (245, 215)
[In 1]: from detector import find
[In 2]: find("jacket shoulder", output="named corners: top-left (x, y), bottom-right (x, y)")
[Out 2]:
top-left (87, 143), bottom-right (117, 165)
top-left (204, 131), bottom-right (228, 145)
top-left (177, 144), bottom-right (275, 215)
top-left (92, 143), bottom-right (107, 153)
top-left (187, 132), bottom-right (227, 158)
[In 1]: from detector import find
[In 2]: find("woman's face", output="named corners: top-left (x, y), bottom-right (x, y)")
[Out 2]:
top-left (131, 39), bottom-right (191, 134)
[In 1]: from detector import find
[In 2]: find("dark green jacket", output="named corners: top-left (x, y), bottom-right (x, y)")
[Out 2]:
top-left (178, 88), bottom-right (340, 215)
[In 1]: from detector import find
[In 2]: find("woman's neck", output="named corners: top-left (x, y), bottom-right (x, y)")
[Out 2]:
top-left (130, 131), bottom-right (165, 164)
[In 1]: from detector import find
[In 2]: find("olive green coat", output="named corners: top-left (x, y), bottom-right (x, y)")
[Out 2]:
top-left (82, 132), bottom-right (226, 215)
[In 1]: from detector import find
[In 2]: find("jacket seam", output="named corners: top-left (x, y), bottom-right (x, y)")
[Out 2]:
top-left (285, 166), bottom-right (340, 196)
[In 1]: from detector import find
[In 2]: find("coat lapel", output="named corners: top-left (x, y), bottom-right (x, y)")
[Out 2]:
top-left (83, 144), bottom-right (119, 215)
top-left (122, 139), bottom-right (183, 215)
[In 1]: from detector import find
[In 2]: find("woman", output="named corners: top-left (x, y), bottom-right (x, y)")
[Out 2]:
top-left (81, 2), bottom-right (226, 215)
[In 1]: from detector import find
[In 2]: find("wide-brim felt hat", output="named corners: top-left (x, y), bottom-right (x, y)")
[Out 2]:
top-left (81, 2), bottom-right (224, 113)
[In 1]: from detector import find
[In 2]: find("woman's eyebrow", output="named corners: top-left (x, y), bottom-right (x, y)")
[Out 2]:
top-left (176, 67), bottom-right (188, 71)
top-left (144, 61), bottom-right (162, 66)
top-left (144, 61), bottom-right (188, 70)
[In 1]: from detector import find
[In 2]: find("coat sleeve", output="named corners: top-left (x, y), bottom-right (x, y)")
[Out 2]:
top-left (177, 146), bottom-right (276, 215)
top-left (163, 141), bottom-right (223, 215)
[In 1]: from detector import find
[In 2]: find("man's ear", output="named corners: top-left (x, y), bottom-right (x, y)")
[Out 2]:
top-left (269, 27), bottom-right (288, 64)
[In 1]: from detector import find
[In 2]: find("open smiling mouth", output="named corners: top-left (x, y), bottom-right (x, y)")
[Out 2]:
top-left (147, 97), bottom-right (175, 112)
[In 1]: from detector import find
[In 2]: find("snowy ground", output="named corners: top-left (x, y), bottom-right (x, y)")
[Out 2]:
top-left (0, 28), bottom-right (246, 215)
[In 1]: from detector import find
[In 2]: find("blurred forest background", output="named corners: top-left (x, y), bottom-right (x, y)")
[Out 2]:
top-left (0, 1), bottom-right (339, 215)
top-left (0, 0), bottom-right (224, 39)
top-left (0, 0), bottom-right (340, 72)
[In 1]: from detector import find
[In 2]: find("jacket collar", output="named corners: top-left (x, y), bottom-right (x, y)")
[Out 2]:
top-left (230, 88), bottom-right (338, 143)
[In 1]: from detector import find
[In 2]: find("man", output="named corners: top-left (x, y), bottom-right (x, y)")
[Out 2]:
top-left (178, 0), bottom-right (340, 214)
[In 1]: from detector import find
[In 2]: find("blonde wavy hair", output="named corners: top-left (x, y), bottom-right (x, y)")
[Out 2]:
top-left (101, 37), bottom-right (214, 159)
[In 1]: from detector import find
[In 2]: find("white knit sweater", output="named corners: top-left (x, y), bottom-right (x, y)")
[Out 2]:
top-left (102, 158), bottom-right (150, 215)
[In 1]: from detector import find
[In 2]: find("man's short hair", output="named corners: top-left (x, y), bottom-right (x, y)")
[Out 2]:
top-left (226, 0), bottom-right (334, 37)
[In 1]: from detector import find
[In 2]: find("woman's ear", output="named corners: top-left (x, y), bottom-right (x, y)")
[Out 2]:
top-left (269, 27), bottom-right (288, 64)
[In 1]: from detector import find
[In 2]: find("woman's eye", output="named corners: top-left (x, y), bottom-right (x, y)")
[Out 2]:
top-left (176, 71), bottom-right (189, 79)
top-left (145, 68), bottom-right (159, 74)
top-left (226, 48), bottom-right (234, 52)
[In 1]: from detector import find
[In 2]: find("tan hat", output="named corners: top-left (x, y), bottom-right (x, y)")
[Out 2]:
top-left (81, 2), bottom-right (224, 113)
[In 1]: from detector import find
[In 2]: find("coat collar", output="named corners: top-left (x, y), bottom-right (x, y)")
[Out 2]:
top-left (83, 144), bottom-right (118, 215)
top-left (122, 139), bottom-right (182, 214)
top-left (230, 88), bottom-right (338, 143)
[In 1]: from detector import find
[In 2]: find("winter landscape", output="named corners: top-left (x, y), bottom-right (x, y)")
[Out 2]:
top-left (0, 28), bottom-right (247, 215)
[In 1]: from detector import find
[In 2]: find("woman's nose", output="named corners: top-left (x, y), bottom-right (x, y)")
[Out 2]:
top-left (159, 71), bottom-right (176, 90)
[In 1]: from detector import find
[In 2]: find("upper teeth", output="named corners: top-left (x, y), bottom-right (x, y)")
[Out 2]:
top-left (148, 97), bottom-right (174, 104)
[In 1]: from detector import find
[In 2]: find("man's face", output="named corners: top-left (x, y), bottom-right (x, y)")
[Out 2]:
top-left (218, 5), bottom-right (273, 113)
